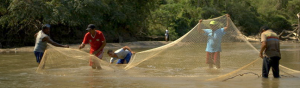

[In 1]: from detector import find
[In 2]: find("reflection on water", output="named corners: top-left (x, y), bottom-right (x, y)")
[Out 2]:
top-left (261, 78), bottom-right (280, 88)
top-left (0, 43), bottom-right (300, 87)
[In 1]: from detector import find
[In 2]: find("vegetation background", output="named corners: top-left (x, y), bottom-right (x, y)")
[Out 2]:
top-left (0, 0), bottom-right (299, 48)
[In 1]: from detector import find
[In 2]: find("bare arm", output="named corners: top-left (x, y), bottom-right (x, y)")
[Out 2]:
top-left (198, 19), bottom-right (204, 33)
top-left (92, 40), bottom-right (106, 55)
top-left (79, 43), bottom-right (85, 49)
top-left (123, 46), bottom-right (135, 54)
top-left (259, 41), bottom-right (267, 58)
top-left (43, 36), bottom-right (69, 48)
top-left (224, 14), bottom-right (230, 31)
top-left (99, 40), bottom-right (106, 51)
top-left (34, 33), bottom-right (38, 38)
top-left (110, 57), bottom-right (117, 64)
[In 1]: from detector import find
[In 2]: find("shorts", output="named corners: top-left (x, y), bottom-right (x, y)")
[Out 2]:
top-left (34, 51), bottom-right (44, 63)
top-left (89, 49), bottom-right (104, 66)
top-left (206, 52), bottom-right (220, 68)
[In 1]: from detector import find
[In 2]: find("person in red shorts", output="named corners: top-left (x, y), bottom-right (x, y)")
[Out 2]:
top-left (79, 24), bottom-right (106, 69)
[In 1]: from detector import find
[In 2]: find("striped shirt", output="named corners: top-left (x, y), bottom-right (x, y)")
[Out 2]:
top-left (261, 30), bottom-right (280, 57)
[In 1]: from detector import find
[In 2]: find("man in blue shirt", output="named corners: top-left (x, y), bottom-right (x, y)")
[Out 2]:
top-left (198, 14), bottom-right (230, 69)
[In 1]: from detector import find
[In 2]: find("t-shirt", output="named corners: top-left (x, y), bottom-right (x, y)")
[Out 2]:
top-left (82, 30), bottom-right (106, 54)
top-left (203, 28), bottom-right (226, 52)
top-left (261, 30), bottom-right (280, 57)
top-left (114, 48), bottom-right (130, 59)
top-left (165, 30), bottom-right (169, 36)
top-left (110, 48), bottom-right (131, 63)
top-left (34, 30), bottom-right (48, 52)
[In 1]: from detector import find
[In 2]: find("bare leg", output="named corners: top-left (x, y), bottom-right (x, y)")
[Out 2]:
top-left (165, 36), bottom-right (167, 42)
top-left (214, 52), bottom-right (220, 69)
top-left (206, 52), bottom-right (214, 68)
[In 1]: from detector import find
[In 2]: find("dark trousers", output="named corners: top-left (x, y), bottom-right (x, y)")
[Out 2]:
top-left (117, 52), bottom-right (132, 64)
top-left (262, 56), bottom-right (281, 78)
top-left (34, 51), bottom-right (44, 63)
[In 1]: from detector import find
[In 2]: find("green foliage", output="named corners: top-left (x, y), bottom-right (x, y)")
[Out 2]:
top-left (225, 1), bottom-right (262, 35)
top-left (246, 0), bottom-right (298, 33)
top-left (260, 13), bottom-right (292, 33)
top-left (0, 0), bottom-right (158, 47)
top-left (199, 7), bottom-right (221, 19)
top-left (284, 0), bottom-right (300, 23)
top-left (147, 0), bottom-right (203, 40)
top-left (148, 0), bottom-right (298, 38)
top-left (0, 0), bottom-right (299, 48)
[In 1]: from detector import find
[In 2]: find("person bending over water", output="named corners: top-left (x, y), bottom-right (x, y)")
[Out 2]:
top-left (107, 46), bottom-right (135, 64)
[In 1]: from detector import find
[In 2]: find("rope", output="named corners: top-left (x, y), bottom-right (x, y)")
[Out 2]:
top-left (222, 72), bottom-right (260, 81)
top-left (222, 72), bottom-right (298, 82)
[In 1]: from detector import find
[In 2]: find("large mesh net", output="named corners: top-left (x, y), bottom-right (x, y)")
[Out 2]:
top-left (125, 15), bottom-right (300, 81)
top-left (36, 44), bottom-right (112, 75)
top-left (36, 15), bottom-right (299, 81)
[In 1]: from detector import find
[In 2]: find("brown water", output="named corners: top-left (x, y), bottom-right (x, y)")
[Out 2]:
top-left (0, 43), bottom-right (300, 88)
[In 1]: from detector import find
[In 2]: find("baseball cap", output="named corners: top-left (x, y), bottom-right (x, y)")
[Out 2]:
top-left (86, 24), bottom-right (96, 30)
top-left (210, 21), bottom-right (217, 25)
top-left (260, 26), bottom-right (269, 33)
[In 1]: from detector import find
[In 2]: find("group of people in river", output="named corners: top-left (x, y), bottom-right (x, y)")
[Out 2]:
top-left (33, 14), bottom-right (281, 78)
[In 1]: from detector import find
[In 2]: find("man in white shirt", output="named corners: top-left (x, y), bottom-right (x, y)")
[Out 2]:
top-left (107, 46), bottom-right (135, 64)
top-left (34, 24), bottom-right (69, 64)
top-left (165, 29), bottom-right (169, 42)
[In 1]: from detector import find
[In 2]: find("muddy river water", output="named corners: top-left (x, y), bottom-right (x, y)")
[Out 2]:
top-left (0, 42), bottom-right (299, 88)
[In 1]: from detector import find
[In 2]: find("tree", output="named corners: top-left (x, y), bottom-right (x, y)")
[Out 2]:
top-left (0, 0), bottom-right (158, 47)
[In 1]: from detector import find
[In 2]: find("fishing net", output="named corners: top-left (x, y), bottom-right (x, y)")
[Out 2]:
top-left (36, 44), bottom-right (112, 75)
top-left (36, 15), bottom-right (299, 81)
top-left (125, 15), bottom-right (300, 81)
